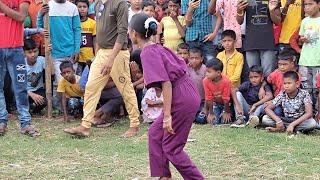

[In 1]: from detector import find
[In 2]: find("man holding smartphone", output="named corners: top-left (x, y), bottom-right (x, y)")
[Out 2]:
top-left (181, 0), bottom-right (218, 64)
top-left (236, 0), bottom-right (281, 77)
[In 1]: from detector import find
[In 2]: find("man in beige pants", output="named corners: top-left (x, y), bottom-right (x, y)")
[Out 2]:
top-left (64, 0), bottom-right (140, 137)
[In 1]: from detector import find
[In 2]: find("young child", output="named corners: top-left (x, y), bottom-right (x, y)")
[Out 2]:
top-left (129, 13), bottom-right (204, 179)
top-left (141, 86), bottom-right (163, 123)
top-left (142, 1), bottom-right (162, 43)
top-left (177, 42), bottom-right (189, 63)
top-left (129, 0), bottom-right (142, 23)
top-left (143, 0), bottom-right (157, 18)
top-left (159, 0), bottom-right (185, 52)
top-left (232, 65), bottom-right (273, 127)
top-left (203, 59), bottom-right (232, 125)
top-left (76, 0), bottom-right (97, 75)
top-left (217, 30), bottom-right (244, 88)
top-left (57, 61), bottom-right (84, 122)
top-left (298, 0), bottom-right (320, 104)
top-left (188, 48), bottom-right (206, 123)
top-left (129, 49), bottom-right (144, 113)
top-left (24, 39), bottom-right (47, 115)
top-left (267, 50), bottom-right (297, 96)
top-left (263, 71), bottom-right (317, 134)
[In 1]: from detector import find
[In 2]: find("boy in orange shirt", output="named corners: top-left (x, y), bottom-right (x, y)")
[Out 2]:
top-left (202, 58), bottom-right (232, 125)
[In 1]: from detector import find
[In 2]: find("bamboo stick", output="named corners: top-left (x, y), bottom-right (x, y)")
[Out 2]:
top-left (43, 0), bottom-right (52, 118)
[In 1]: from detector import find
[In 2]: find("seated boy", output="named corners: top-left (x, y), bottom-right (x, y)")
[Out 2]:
top-left (130, 50), bottom-right (144, 113)
top-left (177, 42), bottom-right (189, 64)
top-left (24, 39), bottom-right (53, 115)
top-left (203, 59), bottom-right (232, 125)
top-left (188, 48), bottom-right (206, 123)
top-left (232, 65), bottom-right (273, 127)
top-left (93, 79), bottom-right (124, 127)
top-left (57, 61), bottom-right (84, 122)
top-left (262, 71), bottom-right (317, 134)
top-left (267, 49), bottom-right (297, 96)
top-left (217, 30), bottom-right (244, 88)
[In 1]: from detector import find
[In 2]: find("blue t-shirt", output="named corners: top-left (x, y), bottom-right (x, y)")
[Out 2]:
top-left (26, 56), bottom-right (45, 92)
top-left (79, 65), bottom-right (89, 91)
top-left (239, 81), bottom-right (272, 105)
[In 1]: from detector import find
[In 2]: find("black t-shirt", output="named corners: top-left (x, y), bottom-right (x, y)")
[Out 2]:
top-left (243, 0), bottom-right (276, 51)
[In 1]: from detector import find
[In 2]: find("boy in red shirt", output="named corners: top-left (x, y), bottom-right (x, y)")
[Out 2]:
top-left (0, 0), bottom-right (40, 136)
top-left (267, 49), bottom-right (297, 96)
top-left (203, 58), bottom-right (232, 125)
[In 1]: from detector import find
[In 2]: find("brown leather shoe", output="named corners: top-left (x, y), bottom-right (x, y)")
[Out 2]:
top-left (121, 127), bottom-right (139, 138)
top-left (63, 125), bottom-right (90, 137)
top-left (0, 123), bottom-right (7, 136)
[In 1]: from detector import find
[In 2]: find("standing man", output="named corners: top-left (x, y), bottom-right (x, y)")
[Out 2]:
top-left (64, 0), bottom-right (140, 137)
top-left (236, 0), bottom-right (281, 77)
top-left (37, 0), bottom-right (81, 83)
top-left (182, 0), bottom-right (218, 64)
top-left (0, 0), bottom-right (40, 137)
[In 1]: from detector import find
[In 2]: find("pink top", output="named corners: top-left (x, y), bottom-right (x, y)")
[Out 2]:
top-left (216, 0), bottom-right (242, 48)
top-left (141, 88), bottom-right (163, 120)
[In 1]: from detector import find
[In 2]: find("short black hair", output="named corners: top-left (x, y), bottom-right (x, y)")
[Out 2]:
top-left (23, 39), bottom-right (37, 51)
top-left (278, 49), bottom-right (296, 62)
top-left (168, 0), bottom-right (181, 6)
top-left (59, 61), bottom-right (74, 71)
top-left (177, 43), bottom-right (189, 51)
top-left (142, 0), bottom-right (156, 9)
top-left (249, 65), bottom-right (263, 75)
top-left (130, 49), bottom-right (143, 72)
top-left (75, 0), bottom-right (89, 7)
top-left (206, 58), bottom-right (223, 72)
top-left (283, 71), bottom-right (299, 82)
top-left (189, 48), bottom-right (203, 57)
top-left (221, 29), bottom-right (236, 40)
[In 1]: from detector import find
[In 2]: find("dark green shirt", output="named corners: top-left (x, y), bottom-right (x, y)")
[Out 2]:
top-left (95, 0), bottom-right (128, 49)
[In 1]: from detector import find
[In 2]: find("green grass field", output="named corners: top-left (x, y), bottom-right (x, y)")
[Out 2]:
top-left (1, 118), bottom-right (320, 179)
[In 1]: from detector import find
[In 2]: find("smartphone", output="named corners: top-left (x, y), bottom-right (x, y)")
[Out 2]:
top-left (193, 0), bottom-right (199, 2)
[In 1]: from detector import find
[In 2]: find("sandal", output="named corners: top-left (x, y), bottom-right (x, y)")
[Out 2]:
top-left (20, 125), bottom-right (40, 137)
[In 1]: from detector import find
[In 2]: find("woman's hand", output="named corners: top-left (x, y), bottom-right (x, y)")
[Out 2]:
top-left (163, 115), bottom-right (175, 135)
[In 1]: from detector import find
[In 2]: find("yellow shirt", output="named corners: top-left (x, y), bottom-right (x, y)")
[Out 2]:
top-left (160, 16), bottom-right (185, 52)
top-left (80, 18), bottom-right (96, 63)
top-left (279, 0), bottom-right (302, 44)
top-left (217, 50), bottom-right (244, 88)
top-left (57, 75), bottom-right (84, 97)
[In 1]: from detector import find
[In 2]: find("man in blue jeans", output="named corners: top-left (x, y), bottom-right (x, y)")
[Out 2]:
top-left (182, 0), bottom-right (218, 64)
top-left (0, 0), bottom-right (40, 137)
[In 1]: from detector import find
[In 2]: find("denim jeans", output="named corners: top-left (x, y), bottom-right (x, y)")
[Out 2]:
top-left (0, 48), bottom-right (31, 128)
top-left (235, 92), bottom-right (264, 121)
top-left (187, 41), bottom-right (217, 64)
top-left (212, 103), bottom-right (225, 125)
top-left (246, 50), bottom-right (276, 77)
top-left (262, 115), bottom-right (317, 132)
top-left (68, 97), bottom-right (84, 116)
